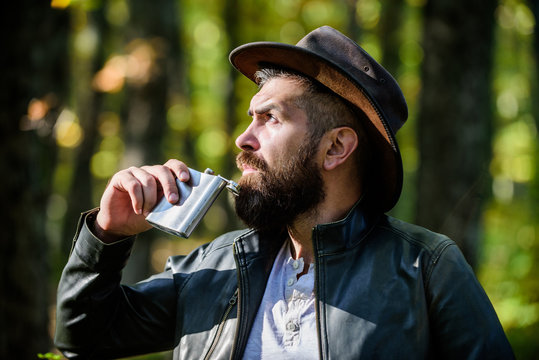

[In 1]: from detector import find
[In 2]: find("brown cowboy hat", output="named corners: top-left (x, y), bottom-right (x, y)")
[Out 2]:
top-left (229, 26), bottom-right (408, 212)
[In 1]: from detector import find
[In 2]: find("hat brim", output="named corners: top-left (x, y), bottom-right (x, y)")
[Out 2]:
top-left (230, 42), bottom-right (403, 212)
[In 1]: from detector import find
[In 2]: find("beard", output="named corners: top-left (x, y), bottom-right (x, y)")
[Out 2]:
top-left (234, 139), bottom-right (325, 234)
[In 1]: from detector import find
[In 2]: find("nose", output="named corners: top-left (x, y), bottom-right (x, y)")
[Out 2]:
top-left (235, 122), bottom-right (260, 151)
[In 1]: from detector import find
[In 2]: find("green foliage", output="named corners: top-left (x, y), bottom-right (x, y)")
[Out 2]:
top-left (37, 353), bottom-right (64, 360)
top-left (477, 1), bottom-right (539, 358)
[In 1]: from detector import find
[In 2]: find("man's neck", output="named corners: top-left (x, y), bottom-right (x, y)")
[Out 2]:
top-left (287, 183), bottom-right (361, 265)
top-left (286, 205), bottom-right (349, 265)
top-left (287, 214), bottom-right (316, 265)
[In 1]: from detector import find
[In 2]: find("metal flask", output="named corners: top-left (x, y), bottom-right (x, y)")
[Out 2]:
top-left (146, 168), bottom-right (239, 238)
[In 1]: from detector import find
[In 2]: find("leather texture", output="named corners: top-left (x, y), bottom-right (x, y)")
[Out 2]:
top-left (55, 202), bottom-right (514, 359)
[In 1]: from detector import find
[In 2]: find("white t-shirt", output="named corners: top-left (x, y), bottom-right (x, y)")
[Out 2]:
top-left (242, 239), bottom-right (319, 359)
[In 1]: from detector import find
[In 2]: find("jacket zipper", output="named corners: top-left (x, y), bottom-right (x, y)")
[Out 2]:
top-left (229, 239), bottom-right (245, 360)
top-left (203, 288), bottom-right (239, 360)
top-left (312, 228), bottom-right (325, 360)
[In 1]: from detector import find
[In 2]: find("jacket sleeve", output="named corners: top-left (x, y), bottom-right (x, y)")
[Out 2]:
top-left (54, 210), bottom-right (178, 359)
top-left (426, 241), bottom-right (514, 359)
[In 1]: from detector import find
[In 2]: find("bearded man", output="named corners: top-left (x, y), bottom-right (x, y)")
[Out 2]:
top-left (55, 26), bottom-right (513, 359)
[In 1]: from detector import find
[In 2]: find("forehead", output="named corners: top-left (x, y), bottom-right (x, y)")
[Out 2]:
top-left (249, 77), bottom-right (306, 114)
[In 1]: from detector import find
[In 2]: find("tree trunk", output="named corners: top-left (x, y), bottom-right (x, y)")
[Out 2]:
top-left (344, 0), bottom-right (361, 42)
top-left (121, 0), bottom-right (182, 284)
top-left (379, 0), bottom-right (405, 75)
top-left (529, 0), bottom-right (539, 133)
top-left (61, 6), bottom-right (108, 258)
top-left (416, 0), bottom-right (496, 269)
top-left (528, 0), bottom-right (539, 216)
top-left (219, 0), bottom-right (246, 233)
top-left (0, 2), bottom-right (69, 358)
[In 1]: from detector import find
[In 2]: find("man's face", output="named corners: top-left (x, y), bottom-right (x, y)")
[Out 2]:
top-left (234, 78), bottom-right (325, 233)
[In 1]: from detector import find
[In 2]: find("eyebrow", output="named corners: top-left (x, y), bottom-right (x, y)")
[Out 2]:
top-left (247, 103), bottom-right (283, 117)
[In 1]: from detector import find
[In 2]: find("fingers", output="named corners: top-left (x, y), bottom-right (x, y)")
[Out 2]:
top-left (140, 164), bottom-right (180, 204)
top-left (164, 159), bottom-right (190, 182)
top-left (111, 167), bottom-right (155, 216)
top-left (128, 167), bottom-right (159, 215)
top-left (112, 160), bottom-right (190, 216)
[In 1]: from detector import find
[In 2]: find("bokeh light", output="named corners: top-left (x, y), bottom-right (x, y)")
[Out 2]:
top-left (54, 109), bottom-right (83, 148)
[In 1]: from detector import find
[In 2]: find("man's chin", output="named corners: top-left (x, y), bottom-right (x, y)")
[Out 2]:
top-left (238, 172), bottom-right (262, 187)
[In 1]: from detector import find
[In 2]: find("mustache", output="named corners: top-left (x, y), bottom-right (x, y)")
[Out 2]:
top-left (236, 151), bottom-right (269, 173)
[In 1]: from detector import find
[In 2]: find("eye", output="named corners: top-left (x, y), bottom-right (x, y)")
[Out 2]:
top-left (266, 113), bottom-right (278, 123)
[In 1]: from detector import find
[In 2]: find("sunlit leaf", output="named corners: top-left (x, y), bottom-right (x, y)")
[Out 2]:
top-left (497, 91), bottom-right (520, 119)
top-left (27, 98), bottom-right (50, 121)
top-left (399, 41), bottom-right (423, 67)
top-left (46, 194), bottom-right (68, 221)
top-left (302, 1), bottom-right (336, 27)
top-left (492, 120), bottom-right (536, 183)
top-left (74, 26), bottom-right (99, 58)
top-left (100, 135), bottom-right (124, 153)
top-left (514, 3), bottom-right (535, 35)
top-left (194, 20), bottom-right (221, 48)
top-left (279, 22), bottom-right (305, 43)
top-left (360, 34), bottom-right (382, 62)
top-left (92, 55), bottom-right (126, 93)
top-left (275, 0), bottom-right (302, 19)
top-left (54, 109), bottom-right (84, 148)
top-left (167, 104), bottom-right (192, 131)
top-left (106, 0), bottom-right (129, 26)
top-left (356, 0), bottom-right (381, 29)
top-left (50, 0), bottom-right (71, 9)
top-left (98, 112), bottom-right (122, 137)
top-left (91, 151), bottom-right (119, 179)
top-left (196, 129), bottom-right (228, 159)
top-left (125, 39), bottom-right (157, 85)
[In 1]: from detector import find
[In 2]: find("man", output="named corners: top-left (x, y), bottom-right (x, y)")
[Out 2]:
top-left (55, 26), bottom-right (513, 359)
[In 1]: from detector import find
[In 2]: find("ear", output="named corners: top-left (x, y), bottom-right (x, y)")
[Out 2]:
top-left (322, 127), bottom-right (358, 171)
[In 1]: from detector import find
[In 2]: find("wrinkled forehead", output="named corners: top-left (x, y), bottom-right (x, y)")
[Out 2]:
top-left (249, 77), bottom-right (307, 115)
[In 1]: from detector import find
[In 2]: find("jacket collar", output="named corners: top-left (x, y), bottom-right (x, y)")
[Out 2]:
top-left (235, 197), bottom-right (381, 259)
top-left (312, 196), bottom-right (381, 255)
top-left (234, 229), bottom-right (286, 269)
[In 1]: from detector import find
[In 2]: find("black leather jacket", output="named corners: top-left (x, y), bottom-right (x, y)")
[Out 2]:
top-left (55, 203), bottom-right (514, 359)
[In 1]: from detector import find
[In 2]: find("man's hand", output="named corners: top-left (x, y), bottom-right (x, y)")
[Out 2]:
top-left (94, 159), bottom-right (190, 243)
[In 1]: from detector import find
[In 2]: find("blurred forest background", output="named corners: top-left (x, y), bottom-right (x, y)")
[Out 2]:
top-left (1, 0), bottom-right (537, 359)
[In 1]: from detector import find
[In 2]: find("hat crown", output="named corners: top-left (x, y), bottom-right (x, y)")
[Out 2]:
top-left (296, 26), bottom-right (408, 135)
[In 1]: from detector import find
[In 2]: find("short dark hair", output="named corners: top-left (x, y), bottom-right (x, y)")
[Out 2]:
top-left (254, 66), bottom-right (372, 179)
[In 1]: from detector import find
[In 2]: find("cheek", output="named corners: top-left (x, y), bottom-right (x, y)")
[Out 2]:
top-left (263, 144), bottom-right (288, 171)
top-left (258, 137), bottom-right (279, 167)
top-left (260, 126), bottom-right (309, 167)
